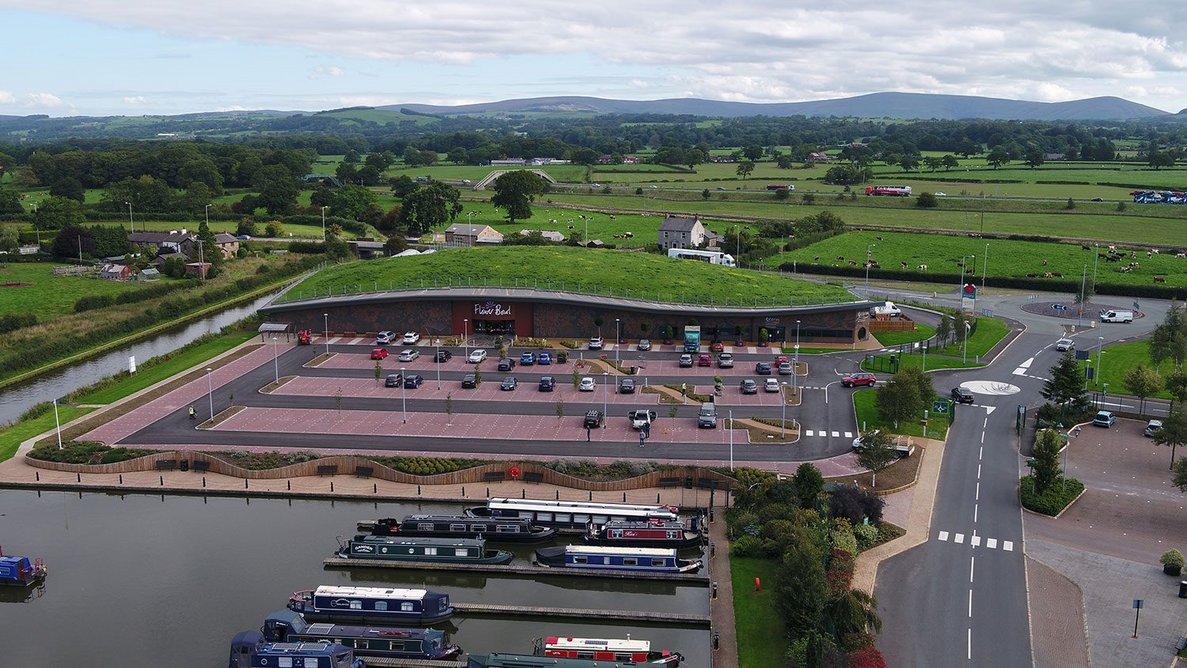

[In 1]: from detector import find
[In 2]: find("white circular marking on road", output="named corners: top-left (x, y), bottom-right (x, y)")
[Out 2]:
top-left (961, 380), bottom-right (1021, 395)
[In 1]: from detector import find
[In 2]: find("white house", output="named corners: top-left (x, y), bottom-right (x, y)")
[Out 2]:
top-left (657, 215), bottom-right (707, 251)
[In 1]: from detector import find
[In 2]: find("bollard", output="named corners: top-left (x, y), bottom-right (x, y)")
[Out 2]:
top-left (1180, 581), bottom-right (1187, 599)
top-left (417, 484), bottom-right (421, 496)
top-left (77, 473), bottom-right (81, 483)
top-left (522, 489), bottom-right (525, 499)
top-left (119, 474), bottom-right (123, 485)
top-left (462, 487), bottom-right (465, 497)
top-left (754, 577), bottom-right (760, 591)
top-left (556, 490), bottom-right (560, 500)
top-left (712, 581), bottom-right (718, 599)
top-left (373, 483), bottom-right (377, 494)
top-left (159, 475), bottom-right (163, 486)
top-left (202, 476), bottom-right (206, 488)
top-left (623, 492), bottom-right (627, 503)
top-left (657, 493), bottom-right (660, 504)
top-left (245, 479), bottom-right (248, 489)
top-left (35, 471), bottom-right (39, 481)
top-left (331, 482), bottom-right (334, 493)
top-left (287, 480), bottom-right (291, 491)
top-left (713, 632), bottom-right (719, 650)
top-left (589, 491), bottom-right (593, 501)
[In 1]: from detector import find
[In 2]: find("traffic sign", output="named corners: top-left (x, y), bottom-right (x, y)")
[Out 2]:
top-left (933, 399), bottom-right (950, 413)
top-left (962, 283), bottom-right (977, 298)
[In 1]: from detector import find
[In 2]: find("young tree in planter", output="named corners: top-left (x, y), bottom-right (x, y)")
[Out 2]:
top-left (876, 373), bottom-right (921, 428)
top-left (792, 462), bottom-right (825, 510)
top-left (572, 367), bottom-right (580, 388)
top-left (1173, 457), bottom-right (1187, 492)
top-left (855, 429), bottom-right (898, 487)
top-left (473, 364), bottom-right (482, 386)
top-left (1031, 428), bottom-right (1063, 493)
top-left (936, 314), bottom-right (952, 347)
top-left (758, 327), bottom-right (770, 347)
top-left (1041, 351), bottom-right (1090, 420)
top-left (1123, 365), bottom-right (1163, 416)
top-left (1153, 405), bottom-right (1187, 470)
top-left (1159, 549), bottom-right (1184, 576)
top-left (374, 361), bottom-right (383, 385)
top-left (555, 400), bottom-right (564, 419)
top-left (593, 316), bottom-right (604, 337)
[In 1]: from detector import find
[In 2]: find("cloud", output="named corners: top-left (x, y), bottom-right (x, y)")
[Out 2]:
top-left (309, 65), bottom-right (344, 79)
top-left (0, 91), bottom-right (15, 105)
top-left (24, 92), bottom-right (62, 107)
top-left (123, 96), bottom-right (147, 105)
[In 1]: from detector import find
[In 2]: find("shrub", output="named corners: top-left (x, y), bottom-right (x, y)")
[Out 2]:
top-left (915, 192), bottom-right (938, 208)
top-left (264, 221), bottom-right (285, 237)
top-left (847, 645), bottom-right (888, 668)
top-left (1160, 549), bottom-right (1184, 569)
top-left (829, 485), bottom-right (885, 525)
top-left (0, 312), bottom-right (37, 333)
top-left (831, 519), bottom-right (859, 557)
top-left (29, 440), bottom-right (159, 464)
top-left (852, 522), bottom-right (879, 550)
top-left (730, 534), bottom-right (762, 557)
top-left (1020, 475), bottom-right (1084, 515)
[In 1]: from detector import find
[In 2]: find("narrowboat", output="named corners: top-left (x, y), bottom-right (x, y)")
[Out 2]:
top-left (535, 635), bottom-right (683, 665)
top-left (262, 609), bottom-right (462, 661)
top-left (287, 585), bottom-right (454, 625)
top-left (228, 630), bottom-right (363, 668)
top-left (467, 653), bottom-right (639, 667)
top-left (584, 517), bottom-right (704, 549)
top-left (358, 514), bottom-right (556, 543)
top-left (534, 545), bottom-right (702, 574)
top-left (334, 535), bottom-right (514, 565)
top-left (0, 551), bottom-right (47, 587)
top-left (465, 498), bottom-right (679, 530)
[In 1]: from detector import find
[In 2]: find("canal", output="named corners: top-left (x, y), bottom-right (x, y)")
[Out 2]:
top-left (0, 490), bottom-right (710, 666)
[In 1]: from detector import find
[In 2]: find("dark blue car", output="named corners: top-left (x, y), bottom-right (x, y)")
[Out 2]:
top-left (520, 352), bottom-right (536, 366)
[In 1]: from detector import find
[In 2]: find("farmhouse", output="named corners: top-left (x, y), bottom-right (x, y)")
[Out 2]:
top-left (657, 215), bottom-right (707, 251)
top-left (518, 229), bottom-right (565, 242)
top-left (99, 263), bottom-right (133, 281)
top-left (128, 230), bottom-right (192, 254)
top-left (444, 224), bottom-right (504, 245)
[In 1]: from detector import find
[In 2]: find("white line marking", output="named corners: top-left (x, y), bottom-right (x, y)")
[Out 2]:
top-left (970, 556), bottom-right (975, 583)
top-left (971, 535), bottom-right (982, 548)
top-left (973, 505), bottom-right (978, 523)
top-left (976, 482), bottom-right (980, 500)
top-left (967, 628), bottom-right (972, 660)
top-left (983, 417), bottom-right (988, 429)
top-left (954, 533), bottom-right (965, 544)
top-left (980, 431), bottom-right (985, 444)
top-left (979, 446), bottom-right (983, 459)
top-left (977, 464), bottom-right (982, 479)
top-left (968, 589), bottom-right (973, 617)
top-left (830, 431), bottom-right (839, 437)
top-left (987, 538), bottom-right (998, 549)
top-left (1003, 541), bottom-right (1014, 552)
top-left (938, 531), bottom-right (949, 541)
top-left (805, 430), bottom-right (814, 437)
top-left (985, 406), bottom-right (995, 415)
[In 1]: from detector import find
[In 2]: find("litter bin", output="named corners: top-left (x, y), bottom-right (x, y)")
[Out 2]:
top-left (1179, 580), bottom-right (1187, 599)
top-left (179, 460), bottom-right (189, 472)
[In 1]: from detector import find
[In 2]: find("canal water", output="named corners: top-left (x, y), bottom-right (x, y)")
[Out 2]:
top-left (0, 292), bottom-right (278, 425)
top-left (0, 490), bottom-right (710, 666)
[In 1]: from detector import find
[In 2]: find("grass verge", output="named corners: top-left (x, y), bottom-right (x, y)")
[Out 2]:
top-left (0, 405), bottom-right (93, 463)
top-left (873, 322), bottom-right (936, 347)
top-left (853, 388), bottom-right (951, 440)
top-left (862, 316), bottom-right (1008, 372)
top-left (1078, 339), bottom-right (1179, 400)
top-left (1020, 475), bottom-right (1084, 516)
top-left (731, 556), bottom-right (787, 668)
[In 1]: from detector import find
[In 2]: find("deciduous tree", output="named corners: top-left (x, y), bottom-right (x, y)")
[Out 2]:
top-left (1154, 406), bottom-right (1187, 470)
top-left (491, 170), bottom-right (546, 224)
top-left (855, 429), bottom-right (898, 487)
top-left (1123, 365), bottom-right (1163, 416)
top-left (792, 463), bottom-right (824, 510)
top-left (1041, 351), bottom-right (1089, 418)
top-left (1031, 428), bottom-right (1063, 493)
top-left (735, 161), bottom-right (755, 180)
top-left (1149, 305), bottom-right (1187, 370)
top-left (398, 182), bottom-right (462, 236)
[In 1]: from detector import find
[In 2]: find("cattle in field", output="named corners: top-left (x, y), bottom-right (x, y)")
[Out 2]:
top-left (1154, 276), bottom-right (1166, 283)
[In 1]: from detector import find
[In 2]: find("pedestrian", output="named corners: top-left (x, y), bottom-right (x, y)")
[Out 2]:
top-left (188, 406), bottom-right (195, 420)
top-left (639, 431), bottom-right (645, 447)
top-left (586, 426), bottom-right (591, 442)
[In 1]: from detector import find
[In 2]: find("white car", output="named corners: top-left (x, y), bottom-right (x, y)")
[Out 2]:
top-left (402, 332), bottom-right (421, 344)
top-left (376, 330), bottom-right (396, 345)
top-left (578, 376), bottom-right (596, 392)
top-left (935, 192), bottom-right (947, 197)
top-left (1055, 338), bottom-right (1075, 352)
top-left (467, 349), bottom-right (488, 363)
top-left (764, 378), bottom-right (781, 393)
top-left (588, 336), bottom-right (604, 350)
top-left (398, 349), bottom-right (419, 362)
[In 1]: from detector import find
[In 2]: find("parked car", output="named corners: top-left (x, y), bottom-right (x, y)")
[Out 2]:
top-left (1092, 410), bottom-right (1116, 427)
top-left (461, 374), bottom-right (477, 388)
top-left (579, 376), bottom-right (596, 392)
top-left (435, 350), bottom-right (453, 363)
top-left (497, 358), bottom-right (517, 372)
top-left (537, 351), bottom-right (552, 365)
top-left (403, 374), bottom-right (424, 389)
top-left (520, 351), bottom-right (536, 366)
top-left (777, 361), bottom-right (793, 375)
top-left (697, 403), bottom-right (717, 429)
top-left (717, 352), bottom-right (734, 368)
top-left (619, 378), bottom-right (636, 394)
top-left (679, 354), bottom-right (694, 368)
top-left (583, 409), bottom-right (604, 428)
top-left (951, 387), bottom-right (975, 404)
top-left (710, 341), bottom-right (724, 352)
top-left (841, 372), bottom-right (877, 388)
top-left (398, 349), bottom-right (420, 362)
top-left (500, 377), bottom-right (518, 391)
top-left (755, 362), bottom-right (772, 375)
top-left (740, 379), bottom-right (759, 394)
top-left (384, 373), bottom-right (403, 388)
top-left (774, 355), bottom-right (789, 365)
top-left (1055, 338), bottom-right (1075, 352)
top-left (467, 349), bottom-right (488, 363)
top-left (538, 376), bottom-right (556, 392)
top-left (376, 330), bottom-right (396, 345)
top-left (764, 378), bottom-right (781, 393)
top-left (370, 348), bottom-right (389, 360)
top-left (588, 336), bottom-right (604, 350)
top-left (697, 353), bottom-right (712, 367)
top-left (637, 339), bottom-right (652, 351)
top-left (402, 332), bottom-right (421, 344)
top-left (1144, 419), bottom-right (1164, 437)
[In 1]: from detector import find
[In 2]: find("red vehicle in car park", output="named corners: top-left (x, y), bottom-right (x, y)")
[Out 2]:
top-left (370, 348), bottom-right (389, 360)
top-left (841, 372), bottom-right (877, 387)
top-left (296, 329), bottom-right (312, 345)
top-left (697, 353), bottom-right (712, 367)
top-left (774, 355), bottom-right (789, 365)
top-left (710, 341), bottom-right (724, 352)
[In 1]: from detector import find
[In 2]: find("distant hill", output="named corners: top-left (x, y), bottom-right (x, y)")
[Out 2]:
top-left (382, 92), bottom-right (1168, 121)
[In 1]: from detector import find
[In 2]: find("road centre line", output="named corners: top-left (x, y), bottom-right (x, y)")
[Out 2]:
top-left (968, 628), bottom-right (972, 660)
top-left (970, 556), bottom-right (975, 583)
top-left (968, 589), bottom-right (973, 617)
top-left (975, 482), bottom-right (980, 501)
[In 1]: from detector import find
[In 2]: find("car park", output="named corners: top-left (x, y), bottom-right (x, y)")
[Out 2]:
top-left (467, 350), bottom-right (487, 363)
top-left (764, 378), bottom-right (781, 393)
top-left (538, 376), bottom-right (556, 392)
top-left (755, 362), bottom-right (772, 375)
top-left (520, 352), bottom-right (536, 366)
top-left (497, 358), bottom-right (516, 372)
top-left (588, 336), bottom-right (603, 350)
top-left (777, 361), bottom-right (793, 375)
top-left (402, 332), bottom-right (421, 344)
top-left (1055, 338), bottom-right (1075, 352)
top-left (435, 350), bottom-right (453, 363)
top-left (461, 374), bottom-right (477, 388)
top-left (403, 374), bottom-right (424, 389)
top-left (619, 378), bottom-right (636, 394)
top-left (384, 373), bottom-right (403, 387)
top-left (583, 410), bottom-right (604, 428)
top-left (1092, 410), bottom-right (1116, 427)
top-left (370, 348), bottom-right (389, 360)
top-left (717, 352), bottom-right (734, 368)
top-left (697, 353), bottom-right (712, 367)
top-left (376, 331), bottom-right (396, 345)
top-left (500, 377), bottom-right (518, 391)
top-left (637, 339), bottom-right (652, 351)
top-left (951, 387), bottom-right (975, 404)
top-left (579, 376), bottom-right (596, 391)
top-left (537, 351), bottom-right (552, 365)
top-left (710, 341), bottom-right (724, 353)
top-left (1144, 420), bottom-right (1163, 437)
top-left (679, 354), bottom-right (694, 368)
top-left (841, 372), bottom-right (877, 388)
top-left (398, 349), bottom-right (420, 362)
top-left (740, 379), bottom-right (758, 394)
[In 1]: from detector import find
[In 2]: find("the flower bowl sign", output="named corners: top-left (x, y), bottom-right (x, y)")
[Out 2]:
top-left (474, 301), bottom-right (512, 317)
top-left (961, 283), bottom-right (976, 312)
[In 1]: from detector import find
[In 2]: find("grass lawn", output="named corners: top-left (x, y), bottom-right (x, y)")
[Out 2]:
top-left (874, 322), bottom-right (936, 347)
top-left (0, 262), bottom-right (154, 321)
top-left (863, 316), bottom-right (1007, 372)
top-left (280, 246), bottom-right (855, 307)
top-left (0, 405), bottom-right (93, 463)
top-left (1078, 339), bottom-right (1180, 400)
top-left (731, 556), bottom-right (787, 668)
top-left (853, 388), bottom-right (951, 440)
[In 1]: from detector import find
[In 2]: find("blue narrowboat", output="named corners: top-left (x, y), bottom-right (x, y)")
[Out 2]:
top-left (468, 652), bottom-right (640, 667)
top-left (534, 545), bottom-right (702, 574)
top-left (228, 630), bottom-right (363, 668)
top-left (335, 534), bottom-right (514, 565)
top-left (287, 585), bottom-right (454, 625)
top-left (0, 551), bottom-right (47, 587)
top-left (262, 609), bottom-right (462, 661)
top-left (359, 514), bottom-right (556, 543)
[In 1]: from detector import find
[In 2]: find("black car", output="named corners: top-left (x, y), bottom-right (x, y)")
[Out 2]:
top-left (951, 387), bottom-right (975, 404)
top-left (383, 373), bottom-right (403, 387)
top-left (403, 374), bottom-right (424, 389)
top-left (435, 350), bottom-right (453, 363)
top-left (497, 358), bottom-right (517, 372)
top-left (619, 378), bottom-right (636, 394)
top-left (755, 362), bottom-right (772, 375)
top-left (538, 376), bottom-right (556, 392)
top-left (461, 373), bottom-right (477, 389)
top-left (637, 339), bottom-right (652, 351)
top-left (500, 376), bottom-right (518, 391)
top-left (583, 409), bottom-right (604, 428)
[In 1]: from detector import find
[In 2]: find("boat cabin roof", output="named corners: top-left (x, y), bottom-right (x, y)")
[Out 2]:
top-left (312, 585), bottom-right (429, 599)
top-left (564, 545), bottom-right (677, 557)
top-left (355, 535), bottom-right (486, 548)
top-left (545, 636), bottom-right (651, 652)
top-left (0, 556), bottom-right (32, 568)
top-left (405, 514), bottom-right (530, 524)
top-left (485, 498), bottom-right (678, 517)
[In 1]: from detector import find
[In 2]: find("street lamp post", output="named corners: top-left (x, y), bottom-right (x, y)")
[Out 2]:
top-left (615, 318), bottom-right (621, 367)
top-left (401, 366), bottom-right (407, 423)
top-left (864, 243), bottom-right (875, 294)
top-left (271, 335), bottom-right (279, 382)
top-left (436, 340), bottom-right (442, 390)
top-left (204, 203), bottom-right (212, 228)
top-left (603, 371), bottom-right (609, 424)
top-left (53, 398), bottom-right (62, 450)
top-left (205, 367), bottom-right (214, 420)
top-left (728, 409), bottom-right (734, 471)
top-left (323, 313), bottom-right (329, 355)
top-left (196, 239), bottom-right (205, 281)
top-left (1097, 336), bottom-right (1104, 387)
top-left (781, 382), bottom-right (788, 438)
top-left (321, 206), bottom-right (328, 241)
top-left (962, 321), bottom-right (971, 364)
top-left (124, 201), bottom-right (133, 232)
top-left (463, 319), bottom-right (469, 359)
top-left (983, 242), bottom-right (989, 290)
top-left (959, 255), bottom-right (968, 299)
top-left (793, 320), bottom-right (801, 391)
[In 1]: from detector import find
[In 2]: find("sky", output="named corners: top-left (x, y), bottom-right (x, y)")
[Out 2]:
top-left (2, 1), bottom-right (1187, 117)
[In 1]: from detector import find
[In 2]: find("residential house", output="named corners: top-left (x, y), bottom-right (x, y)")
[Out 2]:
top-left (808, 152), bottom-right (833, 162)
top-left (213, 233), bottom-right (240, 259)
top-left (657, 215), bottom-right (707, 251)
top-left (128, 230), bottom-right (192, 254)
top-left (99, 263), bottom-right (133, 281)
top-left (621, 156), bottom-right (640, 164)
top-left (444, 224), bottom-right (504, 245)
top-left (151, 250), bottom-right (188, 269)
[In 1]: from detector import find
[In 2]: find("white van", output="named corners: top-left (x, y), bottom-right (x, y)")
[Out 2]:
top-left (871, 301), bottom-right (902, 317)
top-left (1099, 309), bottom-right (1134, 323)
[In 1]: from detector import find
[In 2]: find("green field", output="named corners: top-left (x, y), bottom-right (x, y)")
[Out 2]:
top-left (280, 246), bottom-right (855, 307)
top-left (731, 556), bottom-right (787, 668)
top-left (873, 322), bottom-right (937, 347)
top-left (863, 316), bottom-right (1008, 372)
top-left (853, 388), bottom-right (951, 439)
top-left (774, 230), bottom-right (1187, 289)
top-left (0, 262), bottom-right (152, 320)
top-left (0, 405), bottom-right (92, 462)
top-left (1078, 339), bottom-right (1179, 401)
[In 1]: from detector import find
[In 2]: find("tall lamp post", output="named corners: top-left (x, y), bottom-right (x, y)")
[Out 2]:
top-left (205, 367), bottom-right (214, 420)
top-left (124, 201), bottom-right (133, 232)
top-left (53, 398), bottom-right (63, 450)
top-left (603, 371), bottom-right (609, 425)
top-left (793, 320), bottom-right (801, 391)
top-left (436, 339), bottom-right (442, 389)
top-left (962, 321), bottom-right (971, 364)
top-left (615, 318), bottom-right (621, 366)
top-left (728, 409), bottom-right (734, 471)
top-left (864, 243), bottom-right (875, 294)
top-left (401, 366), bottom-right (407, 423)
top-left (323, 313), bottom-right (329, 355)
top-left (321, 206), bottom-right (328, 241)
top-left (463, 319), bottom-right (469, 359)
top-left (1097, 336), bottom-right (1104, 386)
top-left (271, 335), bottom-right (279, 382)
top-left (982, 242), bottom-right (989, 289)
top-left (204, 203), bottom-right (212, 228)
top-left (781, 382), bottom-right (788, 438)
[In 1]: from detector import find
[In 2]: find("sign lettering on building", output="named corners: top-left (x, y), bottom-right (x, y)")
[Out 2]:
top-left (474, 301), bottom-right (512, 316)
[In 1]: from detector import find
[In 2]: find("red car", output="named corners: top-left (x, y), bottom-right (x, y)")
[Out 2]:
top-left (697, 353), bottom-right (713, 367)
top-left (370, 347), bottom-right (389, 360)
top-left (774, 354), bottom-right (789, 365)
top-left (841, 372), bottom-right (877, 388)
top-left (710, 341), bottom-right (724, 352)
